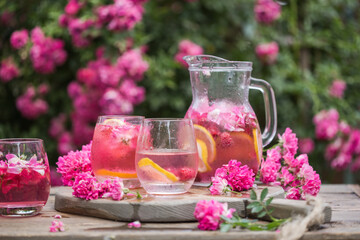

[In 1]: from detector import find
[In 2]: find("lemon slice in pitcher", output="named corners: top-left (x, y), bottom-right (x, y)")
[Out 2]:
top-left (193, 124), bottom-right (216, 173)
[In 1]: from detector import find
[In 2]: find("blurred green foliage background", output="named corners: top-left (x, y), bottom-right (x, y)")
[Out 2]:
top-left (0, 0), bottom-right (359, 183)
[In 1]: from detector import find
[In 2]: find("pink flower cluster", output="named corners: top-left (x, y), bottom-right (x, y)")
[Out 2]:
top-left (0, 58), bottom-right (19, 82)
top-left (96, 0), bottom-right (145, 31)
top-left (16, 84), bottom-right (49, 119)
top-left (56, 142), bottom-right (93, 186)
top-left (328, 79), bottom-right (347, 99)
top-left (59, 0), bottom-right (147, 48)
top-left (314, 109), bottom-right (360, 171)
top-left (49, 220), bottom-right (65, 232)
top-left (72, 173), bottom-right (125, 200)
top-left (255, 42), bottom-right (279, 65)
top-left (10, 29), bottom-right (29, 49)
top-left (210, 160), bottom-right (255, 195)
top-left (29, 27), bottom-right (67, 74)
top-left (194, 200), bottom-right (235, 231)
top-left (57, 48), bottom-right (147, 148)
top-left (174, 40), bottom-right (203, 67)
top-left (57, 142), bottom-right (128, 200)
top-left (299, 138), bottom-right (315, 154)
top-left (260, 128), bottom-right (321, 200)
top-left (254, 0), bottom-right (281, 24)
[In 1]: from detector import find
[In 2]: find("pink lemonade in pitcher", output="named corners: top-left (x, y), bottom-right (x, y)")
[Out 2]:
top-left (135, 150), bottom-right (198, 194)
top-left (0, 156), bottom-right (50, 210)
top-left (91, 116), bottom-right (143, 188)
top-left (183, 55), bottom-right (277, 185)
top-left (185, 100), bottom-right (262, 184)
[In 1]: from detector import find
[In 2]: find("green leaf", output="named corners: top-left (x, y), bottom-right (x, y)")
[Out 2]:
top-left (260, 188), bottom-right (268, 202)
top-left (257, 211), bottom-right (267, 218)
top-left (266, 220), bottom-right (286, 231)
top-left (136, 191), bottom-right (143, 200)
top-left (247, 202), bottom-right (261, 209)
top-left (251, 206), bottom-right (263, 213)
top-left (220, 223), bottom-right (232, 232)
top-left (250, 189), bottom-right (257, 200)
top-left (265, 197), bottom-right (274, 206)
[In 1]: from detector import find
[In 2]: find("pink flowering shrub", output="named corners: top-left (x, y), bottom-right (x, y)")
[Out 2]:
top-left (59, 47), bottom-right (147, 148)
top-left (254, 0), bottom-right (281, 24)
top-left (30, 27), bottom-right (67, 74)
top-left (255, 42), bottom-right (279, 65)
top-left (0, 59), bottom-right (19, 82)
top-left (10, 29), bottom-right (29, 49)
top-left (194, 200), bottom-right (235, 231)
top-left (16, 85), bottom-right (49, 119)
top-left (329, 79), bottom-right (346, 99)
top-left (299, 138), bottom-right (315, 154)
top-left (314, 109), bottom-right (360, 171)
top-left (260, 128), bottom-right (321, 200)
top-left (174, 40), bottom-right (203, 67)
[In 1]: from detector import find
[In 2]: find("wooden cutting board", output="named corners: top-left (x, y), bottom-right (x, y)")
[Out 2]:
top-left (54, 185), bottom-right (331, 223)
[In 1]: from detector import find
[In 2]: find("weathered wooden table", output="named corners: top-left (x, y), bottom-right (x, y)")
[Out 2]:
top-left (0, 184), bottom-right (359, 240)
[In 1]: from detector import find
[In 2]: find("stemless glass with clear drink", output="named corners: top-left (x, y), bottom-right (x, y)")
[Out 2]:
top-left (91, 115), bottom-right (144, 188)
top-left (0, 139), bottom-right (51, 217)
top-left (135, 118), bottom-right (198, 195)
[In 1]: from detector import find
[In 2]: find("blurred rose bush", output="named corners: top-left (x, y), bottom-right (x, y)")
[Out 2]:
top-left (0, 0), bottom-right (359, 183)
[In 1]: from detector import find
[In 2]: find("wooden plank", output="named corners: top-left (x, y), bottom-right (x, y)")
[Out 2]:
top-left (349, 185), bottom-right (360, 198)
top-left (0, 184), bottom-right (359, 240)
top-left (54, 185), bottom-right (284, 222)
top-left (319, 184), bottom-right (353, 194)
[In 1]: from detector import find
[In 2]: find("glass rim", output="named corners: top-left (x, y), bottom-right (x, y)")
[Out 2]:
top-left (98, 115), bottom-right (145, 119)
top-left (143, 118), bottom-right (193, 122)
top-left (0, 138), bottom-right (44, 144)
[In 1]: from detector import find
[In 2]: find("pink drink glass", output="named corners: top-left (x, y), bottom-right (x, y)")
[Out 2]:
top-left (0, 138), bottom-right (51, 217)
top-left (135, 118), bottom-right (198, 194)
top-left (91, 115), bottom-right (144, 188)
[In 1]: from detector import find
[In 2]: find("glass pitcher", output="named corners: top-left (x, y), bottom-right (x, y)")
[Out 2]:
top-left (183, 55), bottom-right (277, 185)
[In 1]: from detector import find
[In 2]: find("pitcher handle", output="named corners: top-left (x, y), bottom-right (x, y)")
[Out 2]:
top-left (249, 77), bottom-right (277, 147)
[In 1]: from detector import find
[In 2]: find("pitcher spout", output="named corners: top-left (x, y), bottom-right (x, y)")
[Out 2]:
top-left (183, 55), bottom-right (229, 67)
top-left (183, 55), bottom-right (252, 70)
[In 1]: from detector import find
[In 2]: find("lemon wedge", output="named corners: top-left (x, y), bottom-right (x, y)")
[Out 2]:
top-left (193, 124), bottom-right (216, 173)
top-left (138, 157), bottom-right (179, 182)
top-left (103, 119), bottom-right (125, 126)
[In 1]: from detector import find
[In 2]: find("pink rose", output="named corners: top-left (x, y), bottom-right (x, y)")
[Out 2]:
top-left (313, 109), bottom-right (339, 140)
top-left (329, 79), bottom-right (346, 99)
top-left (209, 176), bottom-right (228, 195)
top-left (286, 187), bottom-right (301, 200)
top-left (254, 0), bottom-right (281, 24)
top-left (255, 42), bottom-right (279, 65)
top-left (10, 29), bottom-right (29, 49)
top-left (0, 59), bottom-right (19, 82)
top-left (299, 138), bottom-right (314, 154)
top-left (65, 0), bottom-right (83, 15)
top-left (174, 40), bottom-right (203, 67)
top-left (194, 200), bottom-right (235, 231)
